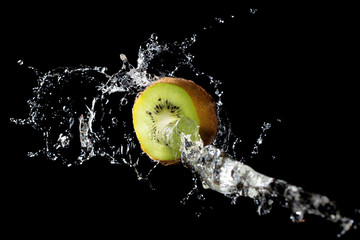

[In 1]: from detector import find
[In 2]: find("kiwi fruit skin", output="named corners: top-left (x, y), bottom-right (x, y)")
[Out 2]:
top-left (132, 77), bottom-right (218, 165)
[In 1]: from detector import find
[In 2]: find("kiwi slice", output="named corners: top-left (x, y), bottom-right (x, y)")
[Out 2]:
top-left (132, 77), bottom-right (218, 164)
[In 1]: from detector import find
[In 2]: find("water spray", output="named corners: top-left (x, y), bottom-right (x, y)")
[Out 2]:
top-left (10, 32), bottom-right (359, 238)
top-left (131, 77), bottom-right (358, 237)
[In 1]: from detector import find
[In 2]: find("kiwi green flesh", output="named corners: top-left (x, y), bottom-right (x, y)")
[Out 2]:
top-left (133, 83), bottom-right (200, 161)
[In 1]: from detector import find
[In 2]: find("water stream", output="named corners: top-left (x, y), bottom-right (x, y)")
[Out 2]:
top-left (10, 19), bottom-right (359, 237)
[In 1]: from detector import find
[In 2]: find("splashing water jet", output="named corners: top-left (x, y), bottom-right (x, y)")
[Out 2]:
top-left (10, 33), bottom-right (359, 237)
top-left (131, 74), bottom-right (358, 237)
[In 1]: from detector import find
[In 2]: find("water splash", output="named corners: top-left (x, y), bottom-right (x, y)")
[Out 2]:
top-left (180, 134), bottom-right (358, 237)
top-left (10, 32), bottom-right (359, 237)
top-left (251, 121), bottom-right (272, 156)
top-left (10, 33), bottom-right (231, 175)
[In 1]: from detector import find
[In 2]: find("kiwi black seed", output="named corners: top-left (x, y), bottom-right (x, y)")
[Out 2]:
top-left (149, 100), bottom-right (181, 118)
top-left (146, 99), bottom-right (182, 145)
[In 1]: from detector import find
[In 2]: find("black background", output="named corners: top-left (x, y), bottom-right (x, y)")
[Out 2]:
top-left (6, 3), bottom-right (360, 239)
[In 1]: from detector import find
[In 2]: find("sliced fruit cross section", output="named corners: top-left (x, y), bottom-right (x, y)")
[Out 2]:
top-left (132, 77), bottom-right (218, 164)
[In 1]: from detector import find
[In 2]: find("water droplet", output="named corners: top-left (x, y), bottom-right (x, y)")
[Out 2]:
top-left (231, 195), bottom-right (239, 205)
top-left (27, 152), bottom-right (38, 158)
top-left (261, 122), bottom-right (272, 131)
top-left (120, 53), bottom-right (128, 62)
top-left (215, 17), bottom-right (224, 23)
top-left (100, 67), bottom-right (107, 73)
top-left (250, 8), bottom-right (258, 14)
top-left (112, 117), bottom-right (118, 125)
top-left (197, 193), bottom-right (206, 201)
top-left (120, 97), bottom-right (128, 106)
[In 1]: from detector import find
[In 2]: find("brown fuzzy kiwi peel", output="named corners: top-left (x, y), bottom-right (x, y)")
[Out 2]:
top-left (133, 77), bottom-right (218, 165)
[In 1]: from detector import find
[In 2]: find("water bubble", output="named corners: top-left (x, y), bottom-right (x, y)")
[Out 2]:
top-left (111, 117), bottom-right (118, 125)
top-left (290, 210), bottom-right (305, 223)
top-left (120, 97), bottom-right (128, 106)
top-left (62, 105), bottom-right (69, 112)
